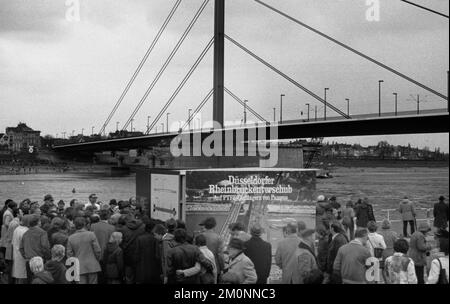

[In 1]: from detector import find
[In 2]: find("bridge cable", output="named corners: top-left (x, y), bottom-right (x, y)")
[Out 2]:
top-left (224, 87), bottom-right (268, 122)
top-left (122, 0), bottom-right (210, 131)
top-left (182, 89), bottom-right (214, 131)
top-left (400, 0), bottom-right (449, 18)
top-left (146, 37), bottom-right (214, 134)
top-left (225, 34), bottom-right (350, 119)
top-left (99, 0), bottom-right (183, 136)
top-left (253, 0), bottom-right (448, 101)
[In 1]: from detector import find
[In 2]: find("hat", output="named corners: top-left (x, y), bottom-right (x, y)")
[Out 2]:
top-left (381, 219), bottom-right (391, 230)
top-left (199, 217), bottom-right (216, 229)
top-left (89, 194), bottom-right (98, 199)
top-left (228, 238), bottom-right (246, 251)
top-left (418, 222), bottom-right (431, 232)
top-left (439, 196), bottom-right (445, 201)
top-left (44, 194), bottom-right (54, 201)
top-left (250, 224), bottom-right (263, 237)
top-left (300, 229), bottom-right (315, 238)
top-left (317, 195), bottom-right (326, 202)
top-left (330, 196), bottom-right (337, 201)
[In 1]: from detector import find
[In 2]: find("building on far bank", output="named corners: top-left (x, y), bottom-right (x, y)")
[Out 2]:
top-left (5, 123), bottom-right (41, 153)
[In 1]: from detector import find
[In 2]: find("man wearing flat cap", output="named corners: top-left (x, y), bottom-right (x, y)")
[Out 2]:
top-left (292, 229), bottom-right (318, 284)
top-left (244, 223), bottom-right (272, 284)
top-left (221, 238), bottom-right (257, 284)
top-left (433, 196), bottom-right (449, 231)
top-left (408, 222), bottom-right (432, 284)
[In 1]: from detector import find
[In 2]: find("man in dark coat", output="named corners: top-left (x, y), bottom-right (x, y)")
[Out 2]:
top-left (326, 222), bottom-right (349, 283)
top-left (355, 198), bottom-right (375, 228)
top-left (90, 210), bottom-right (115, 284)
top-left (118, 215), bottom-right (145, 284)
top-left (433, 196), bottom-right (449, 230)
top-left (135, 222), bottom-right (162, 284)
top-left (244, 224), bottom-right (272, 284)
top-left (19, 214), bottom-right (51, 283)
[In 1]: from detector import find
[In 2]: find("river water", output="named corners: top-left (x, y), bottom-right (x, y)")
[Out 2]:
top-left (0, 166), bottom-right (448, 210)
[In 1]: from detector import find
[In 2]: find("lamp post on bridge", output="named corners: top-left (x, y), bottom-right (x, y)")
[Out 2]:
top-left (161, 123), bottom-right (164, 133)
top-left (188, 109), bottom-right (192, 131)
top-left (417, 95), bottom-right (420, 115)
top-left (116, 122), bottom-right (119, 132)
top-left (315, 106), bottom-right (318, 121)
top-left (280, 94), bottom-right (285, 124)
top-left (346, 99), bottom-right (350, 117)
top-left (243, 100), bottom-right (248, 124)
top-left (81, 128), bottom-right (84, 136)
top-left (378, 80), bottom-right (384, 117)
top-left (72, 130), bottom-right (75, 137)
top-left (305, 103), bottom-right (310, 122)
top-left (324, 88), bottom-right (329, 121)
top-left (130, 119), bottom-right (134, 133)
top-left (166, 113), bottom-right (170, 133)
top-left (147, 116), bottom-right (151, 133)
top-left (273, 107), bottom-right (276, 123)
top-left (91, 127), bottom-right (95, 136)
top-left (393, 93), bottom-right (398, 116)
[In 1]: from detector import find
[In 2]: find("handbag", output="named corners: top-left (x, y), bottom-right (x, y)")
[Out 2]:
top-left (368, 238), bottom-right (383, 259)
top-left (436, 258), bottom-right (448, 285)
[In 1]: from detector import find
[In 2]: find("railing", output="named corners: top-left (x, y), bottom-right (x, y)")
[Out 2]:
top-left (376, 208), bottom-right (434, 226)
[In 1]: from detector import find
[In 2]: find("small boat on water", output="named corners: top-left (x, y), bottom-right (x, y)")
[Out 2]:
top-left (317, 170), bottom-right (333, 179)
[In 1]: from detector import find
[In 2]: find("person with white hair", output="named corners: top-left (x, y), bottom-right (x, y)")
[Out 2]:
top-left (30, 256), bottom-right (54, 284)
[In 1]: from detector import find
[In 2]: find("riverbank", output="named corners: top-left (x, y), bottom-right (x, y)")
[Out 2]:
top-left (0, 164), bottom-right (113, 175)
top-left (318, 158), bottom-right (449, 168)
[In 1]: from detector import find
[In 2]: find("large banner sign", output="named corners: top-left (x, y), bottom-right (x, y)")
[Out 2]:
top-left (184, 169), bottom-right (316, 246)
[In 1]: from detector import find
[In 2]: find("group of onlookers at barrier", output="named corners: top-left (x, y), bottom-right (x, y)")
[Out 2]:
top-left (0, 193), bottom-right (448, 284)
top-left (315, 195), bottom-right (449, 284)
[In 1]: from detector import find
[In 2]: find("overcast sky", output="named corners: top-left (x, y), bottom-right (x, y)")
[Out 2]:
top-left (0, 0), bottom-right (448, 151)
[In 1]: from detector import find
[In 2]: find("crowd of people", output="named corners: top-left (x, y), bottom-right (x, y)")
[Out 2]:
top-left (315, 195), bottom-right (449, 284)
top-left (0, 193), bottom-right (448, 285)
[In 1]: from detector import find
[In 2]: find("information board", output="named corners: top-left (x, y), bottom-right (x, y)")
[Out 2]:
top-left (150, 173), bottom-right (180, 222)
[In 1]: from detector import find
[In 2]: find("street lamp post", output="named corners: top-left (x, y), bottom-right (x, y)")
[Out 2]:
top-left (273, 108), bottom-right (276, 122)
top-left (393, 93), bottom-right (398, 116)
top-left (244, 100), bottom-right (248, 124)
top-left (147, 116), bottom-right (151, 132)
top-left (306, 103), bottom-right (310, 121)
top-left (378, 80), bottom-right (384, 117)
top-left (130, 119), bottom-right (134, 133)
top-left (324, 88), bottom-right (329, 121)
top-left (188, 109), bottom-right (192, 130)
top-left (116, 122), bottom-right (119, 132)
top-left (417, 95), bottom-right (420, 115)
top-left (346, 99), bottom-right (350, 117)
top-left (166, 113), bottom-right (170, 133)
top-left (81, 128), bottom-right (84, 136)
top-left (280, 94), bottom-right (285, 123)
top-left (161, 123), bottom-right (164, 133)
top-left (315, 106), bottom-right (318, 121)
top-left (91, 126), bottom-right (95, 136)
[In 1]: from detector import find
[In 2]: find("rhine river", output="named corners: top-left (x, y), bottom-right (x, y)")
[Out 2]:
top-left (0, 166), bottom-right (448, 212)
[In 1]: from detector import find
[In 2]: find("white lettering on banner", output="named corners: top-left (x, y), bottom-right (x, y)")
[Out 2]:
top-left (66, 257), bottom-right (80, 282)
top-left (365, 257), bottom-right (381, 282)
top-left (65, 0), bottom-right (81, 22)
top-left (366, 0), bottom-right (380, 22)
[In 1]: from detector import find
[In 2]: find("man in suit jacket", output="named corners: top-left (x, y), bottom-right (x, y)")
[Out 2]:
top-left (90, 210), bottom-right (115, 257)
top-left (90, 210), bottom-right (115, 284)
top-left (67, 217), bottom-right (102, 284)
top-left (275, 222), bottom-right (301, 284)
top-left (244, 223), bottom-right (272, 284)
